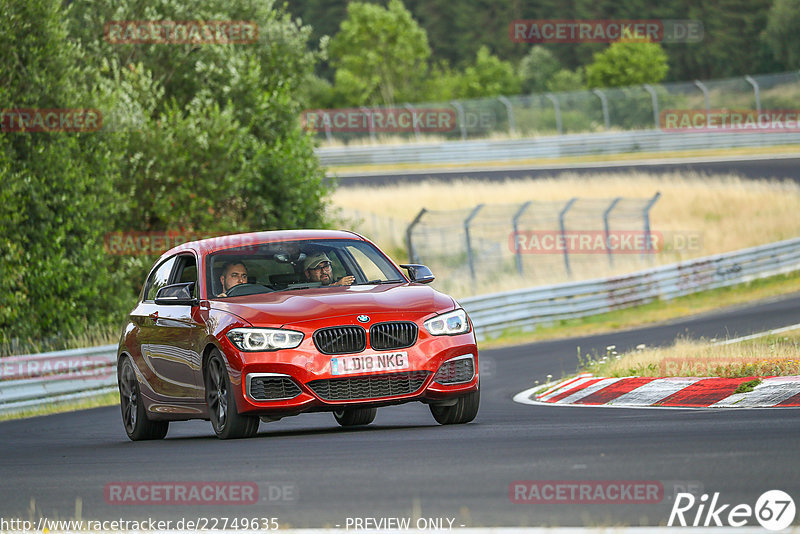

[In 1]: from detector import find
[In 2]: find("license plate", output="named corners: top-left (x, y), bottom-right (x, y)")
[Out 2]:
top-left (330, 351), bottom-right (409, 376)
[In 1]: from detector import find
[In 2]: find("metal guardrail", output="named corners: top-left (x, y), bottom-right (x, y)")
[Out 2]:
top-left (460, 237), bottom-right (800, 339)
top-left (317, 130), bottom-right (800, 167)
top-left (0, 344), bottom-right (117, 416)
top-left (2, 238), bottom-right (799, 415)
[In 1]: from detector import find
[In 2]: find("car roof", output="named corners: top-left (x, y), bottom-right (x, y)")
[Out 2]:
top-left (161, 229), bottom-right (366, 259)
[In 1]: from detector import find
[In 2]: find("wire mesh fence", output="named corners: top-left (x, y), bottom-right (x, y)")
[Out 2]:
top-left (403, 195), bottom-right (661, 293)
top-left (308, 71), bottom-right (800, 143)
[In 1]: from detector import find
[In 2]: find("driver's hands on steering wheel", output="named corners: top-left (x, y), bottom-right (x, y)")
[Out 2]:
top-left (333, 275), bottom-right (355, 286)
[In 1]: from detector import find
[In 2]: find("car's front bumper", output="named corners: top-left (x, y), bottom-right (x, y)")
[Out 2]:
top-left (224, 331), bottom-right (479, 416)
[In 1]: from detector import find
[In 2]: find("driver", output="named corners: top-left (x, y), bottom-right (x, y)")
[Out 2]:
top-left (303, 252), bottom-right (354, 286)
top-left (218, 261), bottom-right (248, 297)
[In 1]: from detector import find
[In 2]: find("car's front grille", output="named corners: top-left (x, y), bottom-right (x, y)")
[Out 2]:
top-left (369, 322), bottom-right (418, 350)
top-left (433, 356), bottom-right (475, 385)
top-left (248, 375), bottom-right (302, 401)
top-left (313, 326), bottom-right (367, 355)
top-left (307, 371), bottom-right (431, 401)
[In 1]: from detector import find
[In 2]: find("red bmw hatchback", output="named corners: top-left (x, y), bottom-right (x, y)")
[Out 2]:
top-left (117, 230), bottom-right (479, 440)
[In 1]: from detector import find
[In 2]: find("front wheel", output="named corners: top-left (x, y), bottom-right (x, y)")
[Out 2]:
top-left (333, 407), bottom-right (377, 427)
top-left (118, 357), bottom-right (168, 441)
top-left (205, 350), bottom-right (259, 439)
top-left (430, 387), bottom-right (480, 425)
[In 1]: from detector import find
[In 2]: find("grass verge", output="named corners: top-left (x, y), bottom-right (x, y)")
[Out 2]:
top-left (580, 329), bottom-right (800, 378)
top-left (479, 271), bottom-right (800, 349)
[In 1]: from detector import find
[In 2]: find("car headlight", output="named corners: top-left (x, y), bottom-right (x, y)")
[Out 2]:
top-left (424, 309), bottom-right (470, 336)
top-left (227, 328), bottom-right (304, 351)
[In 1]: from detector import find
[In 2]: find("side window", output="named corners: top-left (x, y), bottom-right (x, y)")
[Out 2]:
top-left (175, 255), bottom-right (198, 298)
top-left (145, 257), bottom-right (177, 302)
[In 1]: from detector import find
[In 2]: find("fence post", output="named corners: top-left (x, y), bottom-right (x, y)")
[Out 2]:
top-left (744, 75), bottom-right (761, 115)
top-left (358, 106), bottom-right (376, 142)
top-left (592, 89), bottom-right (611, 130)
top-left (603, 197), bottom-right (622, 267)
top-left (694, 80), bottom-right (710, 123)
top-left (559, 197), bottom-right (577, 277)
top-left (643, 84), bottom-right (660, 129)
top-left (545, 93), bottom-right (563, 134)
top-left (498, 96), bottom-right (516, 135)
top-left (404, 103), bottom-right (421, 141)
top-left (319, 111), bottom-right (333, 143)
top-left (451, 100), bottom-right (467, 140)
top-left (512, 201), bottom-right (532, 275)
top-left (464, 204), bottom-right (484, 279)
top-left (642, 192), bottom-right (661, 260)
top-left (405, 208), bottom-right (427, 263)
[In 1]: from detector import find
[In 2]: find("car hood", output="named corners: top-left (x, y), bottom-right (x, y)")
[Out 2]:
top-left (209, 283), bottom-right (456, 327)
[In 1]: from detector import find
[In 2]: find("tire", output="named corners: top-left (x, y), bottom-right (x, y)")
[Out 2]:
top-left (118, 357), bottom-right (169, 441)
top-left (333, 407), bottom-right (377, 427)
top-left (430, 387), bottom-right (480, 425)
top-left (205, 349), bottom-right (259, 439)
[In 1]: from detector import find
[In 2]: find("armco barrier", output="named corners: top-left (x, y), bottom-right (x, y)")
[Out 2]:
top-left (1, 238), bottom-right (799, 415)
top-left (316, 130), bottom-right (800, 167)
top-left (460, 237), bottom-right (800, 339)
top-left (0, 344), bottom-right (117, 416)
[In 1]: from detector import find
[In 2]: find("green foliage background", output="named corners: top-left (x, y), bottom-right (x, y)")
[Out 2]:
top-left (0, 0), bottom-right (329, 349)
top-left (291, 0), bottom-right (794, 107)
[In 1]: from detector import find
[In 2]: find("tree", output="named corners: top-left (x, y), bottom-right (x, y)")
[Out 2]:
top-left (585, 39), bottom-right (669, 89)
top-left (519, 46), bottom-right (562, 93)
top-left (67, 0), bottom-right (331, 290)
top-left (0, 0), bottom-right (332, 347)
top-left (763, 0), bottom-right (800, 70)
top-left (328, 0), bottom-right (431, 105)
top-left (546, 69), bottom-right (585, 93)
top-left (0, 0), bottom-right (128, 343)
top-left (458, 46), bottom-right (521, 99)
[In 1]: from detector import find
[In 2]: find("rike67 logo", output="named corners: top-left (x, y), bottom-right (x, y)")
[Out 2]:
top-left (669, 490), bottom-right (795, 530)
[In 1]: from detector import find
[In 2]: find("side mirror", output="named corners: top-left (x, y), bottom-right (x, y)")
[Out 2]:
top-left (155, 282), bottom-right (198, 306)
top-left (399, 264), bottom-right (435, 284)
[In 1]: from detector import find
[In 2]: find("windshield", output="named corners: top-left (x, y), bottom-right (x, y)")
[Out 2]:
top-left (206, 238), bottom-right (405, 298)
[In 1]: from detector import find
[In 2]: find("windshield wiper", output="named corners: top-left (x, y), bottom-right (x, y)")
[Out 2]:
top-left (364, 279), bottom-right (405, 285)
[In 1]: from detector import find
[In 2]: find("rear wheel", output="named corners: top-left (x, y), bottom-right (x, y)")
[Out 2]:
top-left (333, 407), bottom-right (377, 427)
top-left (205, 350), bottom-right (259, 439)
top-left (430, 387), bottom-right (480, 425)
top-left (118, 357), bottom-right (168, 441)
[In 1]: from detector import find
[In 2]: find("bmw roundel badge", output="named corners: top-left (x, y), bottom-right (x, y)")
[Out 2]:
top-left (357, 315), bottom-right (370, 323)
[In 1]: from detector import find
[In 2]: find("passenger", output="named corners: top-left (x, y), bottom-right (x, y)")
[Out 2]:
top-left (303, 252), bottom-right (354, 286)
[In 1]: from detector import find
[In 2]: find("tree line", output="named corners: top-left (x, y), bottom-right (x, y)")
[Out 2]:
top-left (0, 0), bottom-right (328, 348)
top-left (289, 0), bottom-right (800, 108)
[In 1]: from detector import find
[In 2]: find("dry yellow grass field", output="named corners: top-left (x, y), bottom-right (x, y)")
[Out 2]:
top-left (331, 172), bottom-right (800, 298)
top-left (583, 328), bottom-right (800, 378)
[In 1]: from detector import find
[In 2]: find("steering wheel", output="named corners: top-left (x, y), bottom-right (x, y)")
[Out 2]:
top-left (225, 283), bottom-right (272, 297)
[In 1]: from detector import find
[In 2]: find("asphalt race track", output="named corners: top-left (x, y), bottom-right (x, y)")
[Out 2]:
top-left (2, 292), bottom-right (799, 528)
top-left (333, 155), bottom-right (800, 187)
